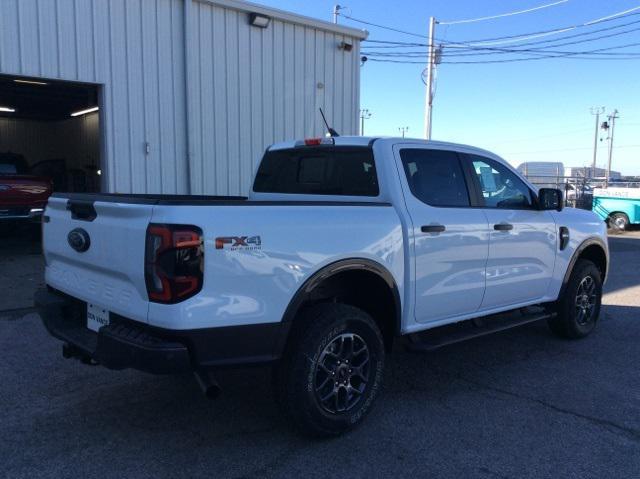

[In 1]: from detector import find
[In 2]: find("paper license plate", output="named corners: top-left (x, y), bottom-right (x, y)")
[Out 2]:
top-left (87, 304), bottom-right (110, 332)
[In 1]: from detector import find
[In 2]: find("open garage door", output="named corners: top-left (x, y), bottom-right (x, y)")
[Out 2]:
top-left (0, 75), bottom-right (102, 194)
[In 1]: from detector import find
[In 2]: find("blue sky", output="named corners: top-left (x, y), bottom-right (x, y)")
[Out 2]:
top-left (255, 0), bottom-right (640, 175)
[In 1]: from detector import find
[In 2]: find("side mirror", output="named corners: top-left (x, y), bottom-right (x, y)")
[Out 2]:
top-left (538, 188), bottom-right (563, 211)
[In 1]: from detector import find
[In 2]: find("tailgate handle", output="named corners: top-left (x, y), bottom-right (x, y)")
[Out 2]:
top-left (67, 200), bottom-right (97, 221)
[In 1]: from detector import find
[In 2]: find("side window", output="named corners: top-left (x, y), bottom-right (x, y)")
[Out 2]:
top-left (469, 156), bottom-right (532, 209)
top-left (400, 149), bottom-right (470, 207)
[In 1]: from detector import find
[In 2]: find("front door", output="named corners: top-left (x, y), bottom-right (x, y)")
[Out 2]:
top-left (463, 154), bottom-right (557, 310)
top-left (394, 146), bottom-right (490, 323)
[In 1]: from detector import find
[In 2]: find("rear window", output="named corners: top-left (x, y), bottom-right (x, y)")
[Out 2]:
top-left (253, 147), bottom-right (379, 197)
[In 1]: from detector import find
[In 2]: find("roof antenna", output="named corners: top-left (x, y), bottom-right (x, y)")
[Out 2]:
top-left (319, 108), bottom-right (340, 137)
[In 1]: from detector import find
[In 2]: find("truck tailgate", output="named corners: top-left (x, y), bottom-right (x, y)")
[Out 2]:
top-left (43, 196), bottom-right (153, 323)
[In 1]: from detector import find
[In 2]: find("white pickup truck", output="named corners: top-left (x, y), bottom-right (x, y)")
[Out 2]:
top-left (36, 136), bottom-right (608, 436)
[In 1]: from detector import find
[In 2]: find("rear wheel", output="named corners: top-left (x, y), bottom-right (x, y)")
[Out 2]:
top-left (548, 259), bottom-right (602, 339)
top-left (274, 303), bottom-right (385, 437)
top-left (608, 212), bottom-right (629, 231)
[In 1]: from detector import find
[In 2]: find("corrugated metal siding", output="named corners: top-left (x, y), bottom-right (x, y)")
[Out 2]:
top-left (0, 0), bottom-right (188, 194)
top-left (188, 1), bottom-right (361, 195)
top-left (0, 0), bottom-right (362, 195)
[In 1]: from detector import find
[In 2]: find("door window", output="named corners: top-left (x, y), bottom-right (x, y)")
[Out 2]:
top-left (400, 149), bottom-right (470, 207)
top-left (469, 156), bottom-right (533, 209)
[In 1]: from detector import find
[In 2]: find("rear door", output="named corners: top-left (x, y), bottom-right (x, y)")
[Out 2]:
top-left (462, 154), bottom-right (557, 310)
top-left (43, 196), bottom-right (154, 323)
top-left (394, 146), bottom-right (490, 323)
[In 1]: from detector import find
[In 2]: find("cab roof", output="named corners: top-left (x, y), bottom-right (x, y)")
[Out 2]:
top-left (267, 136), bottom-right (505, 162)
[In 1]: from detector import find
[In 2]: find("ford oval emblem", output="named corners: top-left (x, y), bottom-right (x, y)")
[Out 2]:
top-left (67, 228), bottom-right (91, 253)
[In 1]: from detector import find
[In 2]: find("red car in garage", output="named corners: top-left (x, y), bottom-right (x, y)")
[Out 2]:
top-left (0, 152), bottom-right (52, 223)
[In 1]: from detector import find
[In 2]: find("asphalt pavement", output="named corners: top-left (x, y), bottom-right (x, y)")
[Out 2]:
top-left (1, 230), bottom-right (639, 478)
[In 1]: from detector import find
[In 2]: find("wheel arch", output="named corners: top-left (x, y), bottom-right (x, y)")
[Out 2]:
top-left (559, 237), bottom-right (608, 298)
top-left (274, 258), bottom-right (401, 356)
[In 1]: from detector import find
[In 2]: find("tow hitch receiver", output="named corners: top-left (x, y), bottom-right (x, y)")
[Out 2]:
top-left (62, 343), bottom-right (97, 365)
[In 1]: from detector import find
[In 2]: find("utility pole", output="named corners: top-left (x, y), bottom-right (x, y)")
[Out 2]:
top-left (423, 16), bottom-right (436, 140)
top-left (359, 109), bottom-right (372, 136)
top-left (332, 5), bottom-right (342, 24)
top-left (590, 106), bottom-right (605, 179)
top-left (605, 109), bottom-right (619, 188)
top-left (399, 126), bottom-right (409, 138)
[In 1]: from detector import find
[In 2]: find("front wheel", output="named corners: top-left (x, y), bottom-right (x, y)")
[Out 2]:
top-left (548, 259), bottom-right (603, 339)
top-left (274, 303), bottom-right (385, 437)
top-left (609, 212), bottom-right (629, 231)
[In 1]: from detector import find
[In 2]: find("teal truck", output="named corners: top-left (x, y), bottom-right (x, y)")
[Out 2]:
top-left (592, 187), bottom-right (640, 231)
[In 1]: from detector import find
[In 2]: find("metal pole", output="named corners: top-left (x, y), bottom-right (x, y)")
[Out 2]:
top-left (423, 16), bottom-right (436, 139)
top-left (606, 109), bottom-right (619, 188)
top-left (359, 109), bottom-right (371, 136)
top-left (590, 106), bottom-right (604, 178)
top-left (333, 5), bottom-right (340, 24)
top-left (399, 127), bottom-right (409, 138)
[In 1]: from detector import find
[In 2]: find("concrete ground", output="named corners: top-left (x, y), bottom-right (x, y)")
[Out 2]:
top-left (1, 228), bottom-right (639, 479)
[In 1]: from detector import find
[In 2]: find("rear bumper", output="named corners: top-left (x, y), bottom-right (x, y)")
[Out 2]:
top-left (35, 289), bottom-right (286, 374)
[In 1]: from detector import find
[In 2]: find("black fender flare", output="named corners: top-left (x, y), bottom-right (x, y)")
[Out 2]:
top-left (558, 236), bottom-right (608, 299)
top-left (272, 258), bottom-right (402, 357)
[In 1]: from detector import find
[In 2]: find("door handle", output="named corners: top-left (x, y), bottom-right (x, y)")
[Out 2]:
top-left (493, 223), bottom-right (513, 231)
top-left (421, 224), bottom-right (446, 233)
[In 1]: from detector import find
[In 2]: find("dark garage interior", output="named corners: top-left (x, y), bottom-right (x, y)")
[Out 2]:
top-left (0, 75), bottom-right (102, 193)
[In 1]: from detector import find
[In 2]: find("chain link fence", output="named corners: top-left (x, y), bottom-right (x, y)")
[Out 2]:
top-left (524, 175), bottom-right (640, 210)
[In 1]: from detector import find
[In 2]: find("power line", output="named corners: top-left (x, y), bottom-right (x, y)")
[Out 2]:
top-left (449, 8), bottom-right (640, 46)
top-left (478, 16), bottom-right (640, 48)
top-left (364, 39), bottom-right (640, 63)
top-left (440, 41), bottom-right (640, 63)
top-left (442, 24), bottom-right (640, 55)
top-left (364, 17), bottom-right (640, 53)
top-left (349, 8), bottom-right (640, 46)
top-left (339, 14), bottom-right (425, 38)
top-left (438, 0), bottom-right (568, 26)
top-left (366, 55), bottom-right (640, 64)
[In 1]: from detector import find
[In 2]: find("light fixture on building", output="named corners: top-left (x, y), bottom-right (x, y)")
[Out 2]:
top-left (14, 79), bottom-right (49, 86)
top-left (70, 106), bottom-right (99, 117)
top-left (0, 106), bottom-right (16, 113)
top-left (249, 12), bottom-right (270, 28)
top-left (339, 41), bottom-right (353, 52)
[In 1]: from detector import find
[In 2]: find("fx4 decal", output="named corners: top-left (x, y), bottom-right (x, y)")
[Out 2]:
top-left (215, 236), bottom-right (262, 250)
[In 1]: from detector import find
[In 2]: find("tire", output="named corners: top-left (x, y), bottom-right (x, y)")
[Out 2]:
top-left (608, 212), bottom-right (629, 232)
top-left (548, 259), bottom-right (602, 339)
top-left (273, 303), bottom-right (385, 437)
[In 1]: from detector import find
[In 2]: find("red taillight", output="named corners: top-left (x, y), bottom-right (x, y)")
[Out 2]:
top-left (304, 138), bottom-right (322, 146)
top-left (145, 224), bottom-right (204, 304)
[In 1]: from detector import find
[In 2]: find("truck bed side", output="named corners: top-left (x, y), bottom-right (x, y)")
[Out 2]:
top-left (147, 202), bottom-right (404, 330)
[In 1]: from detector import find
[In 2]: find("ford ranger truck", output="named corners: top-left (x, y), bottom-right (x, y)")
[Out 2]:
top-left (35, 137), bottom-right (608, 437)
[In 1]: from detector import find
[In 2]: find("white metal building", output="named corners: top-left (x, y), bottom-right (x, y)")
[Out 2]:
top-left (564, 166), bottom-right (621, 180)
top-left (0, 0), bottom-right (366, 195)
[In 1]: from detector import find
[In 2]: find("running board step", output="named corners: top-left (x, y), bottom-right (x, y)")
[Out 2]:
top-left (406, 307), bottom-right (555, 352)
